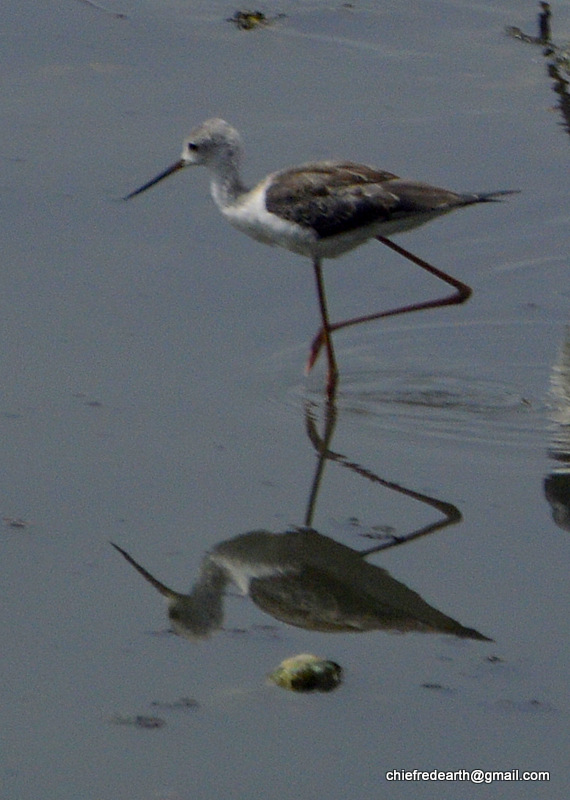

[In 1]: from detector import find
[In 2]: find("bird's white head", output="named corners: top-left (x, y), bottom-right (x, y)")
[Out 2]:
top-left (181, 118), bottom-right (243, 170)
top-left (124, 118), bottom-right (243, 201)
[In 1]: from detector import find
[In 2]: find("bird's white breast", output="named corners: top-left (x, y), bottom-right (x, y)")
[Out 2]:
top-left (218, 179), bottom-right (318, 257)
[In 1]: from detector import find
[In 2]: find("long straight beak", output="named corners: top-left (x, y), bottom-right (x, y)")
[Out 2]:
top-left (124, 159), bottom-right (185, 200)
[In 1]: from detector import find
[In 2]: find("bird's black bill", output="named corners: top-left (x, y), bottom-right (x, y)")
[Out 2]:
top-left (124, 159), bottom-right (185, 200)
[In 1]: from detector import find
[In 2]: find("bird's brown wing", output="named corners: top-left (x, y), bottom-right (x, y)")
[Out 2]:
top-left (265, 162), bottom-right (464, 239)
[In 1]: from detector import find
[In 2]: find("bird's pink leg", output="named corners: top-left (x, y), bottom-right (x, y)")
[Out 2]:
top-left (312, 258), bottom-right (339, 399)
top-left (306, 235), bottom-right (473, 372)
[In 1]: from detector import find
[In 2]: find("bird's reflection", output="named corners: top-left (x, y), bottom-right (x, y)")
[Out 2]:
top-left (544, 326), bottom-right (570, 530)
top-left (112, 401), bottom-right (490, 642)
top-left (112, 527), bottom-right (489, 641)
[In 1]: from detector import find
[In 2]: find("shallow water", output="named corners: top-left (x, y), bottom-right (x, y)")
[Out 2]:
top-left (2, 1), bottom-right (569, 798)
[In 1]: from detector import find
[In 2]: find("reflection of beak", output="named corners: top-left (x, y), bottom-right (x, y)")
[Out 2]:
top-left (110, 542), bottom-right (179, 601)
top-left (124, 159), bottom-right (185, 200)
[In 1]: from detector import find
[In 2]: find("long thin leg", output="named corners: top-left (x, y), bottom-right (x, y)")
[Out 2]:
top-left (313, 257), bottom-right (339, 399)
top-left (306, 235), bottom-right (473, 372)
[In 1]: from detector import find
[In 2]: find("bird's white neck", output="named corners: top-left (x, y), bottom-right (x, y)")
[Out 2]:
top-left (208, 159), bottom-right (248, 211)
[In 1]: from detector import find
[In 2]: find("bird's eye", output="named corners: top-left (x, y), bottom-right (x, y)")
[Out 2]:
top-left (187, 142), bottom-right (198, 152)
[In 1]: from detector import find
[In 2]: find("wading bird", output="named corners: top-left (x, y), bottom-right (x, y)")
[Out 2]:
top-left (125, 118), bottom-right (516, 399)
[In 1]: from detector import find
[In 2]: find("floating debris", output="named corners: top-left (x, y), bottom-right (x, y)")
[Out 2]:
top-left (3, 517), bottom-right (29, 530)
top-left (149, 697), bottom-right (199, 711)
top-left (109, 714), bottom-right (166, 729)
top-left (268, 653), bottom-right (342, 692)
top-left (72, 391), bottom-right (104, 407)
top-left (226, 10), bottom-right (286, 31)
top-left (421, 682), bottom-right (453, 694)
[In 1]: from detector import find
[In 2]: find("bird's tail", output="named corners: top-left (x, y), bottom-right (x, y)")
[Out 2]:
top-left (469, 189), bottom-right (521, 204)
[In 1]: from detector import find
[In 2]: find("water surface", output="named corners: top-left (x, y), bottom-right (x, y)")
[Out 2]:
top-left (2, 1), bottom-right (569, 798)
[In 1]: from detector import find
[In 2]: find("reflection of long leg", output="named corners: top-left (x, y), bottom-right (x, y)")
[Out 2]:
top-left (313, 257), bottom-right (339, 398)
top-left (304, 403), bottom-right (461, 550)
top-left (304, 399), bottom-right (337, 528)
top-left (340, 460), bottom-right (462, 555)
top-left (306, 235), bottom-right (473, 371)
